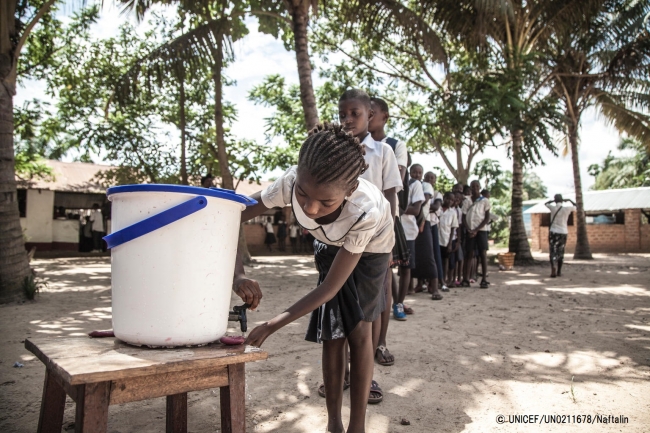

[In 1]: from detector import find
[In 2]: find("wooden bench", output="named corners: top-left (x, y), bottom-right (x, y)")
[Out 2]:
top-left (25, 337), bottom-right (267, 433)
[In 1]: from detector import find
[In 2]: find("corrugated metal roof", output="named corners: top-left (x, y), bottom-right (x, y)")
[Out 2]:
top-left (525, 187), bottom-right (650, 213)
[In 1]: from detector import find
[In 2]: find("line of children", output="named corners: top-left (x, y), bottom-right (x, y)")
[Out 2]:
top-left (233, 90), bottom-right (494, 433)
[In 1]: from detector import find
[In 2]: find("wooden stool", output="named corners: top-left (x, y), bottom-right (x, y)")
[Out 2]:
top-left (26, 337), bottom-right (267, 433)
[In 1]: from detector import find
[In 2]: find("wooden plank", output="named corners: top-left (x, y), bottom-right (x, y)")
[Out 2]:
top-left (37, 369), bottom-right (67, 433)
top-left (25, 337), bottom-right (267, 385)
top-left (220, 363), bottom-right (246, 433)
top-left (75, 381), bottom-right (111, 433)
top-left (166, 393), bottom-right (187, 433)
top-left (110, 365), bottom-right (228, 404)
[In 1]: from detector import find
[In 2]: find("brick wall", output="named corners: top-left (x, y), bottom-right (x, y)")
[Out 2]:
top-left (530, 209), bottom-right (649, 253)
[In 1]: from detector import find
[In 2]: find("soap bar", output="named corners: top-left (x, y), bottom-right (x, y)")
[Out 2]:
top-left (220, 335), bottom-right (245, 345)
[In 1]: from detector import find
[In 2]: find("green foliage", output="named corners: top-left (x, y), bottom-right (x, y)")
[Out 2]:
top-left (22, 273), bottom-right (46, 301)
top-left (588, 138), bottom-right (650, 190)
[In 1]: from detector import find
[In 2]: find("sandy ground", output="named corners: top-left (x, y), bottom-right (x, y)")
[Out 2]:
top-left (1, 251), bottom-right (649, 433)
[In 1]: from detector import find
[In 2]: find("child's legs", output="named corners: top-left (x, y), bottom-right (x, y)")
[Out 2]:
top-left (347, 320), bottom-right (373, 433)
top-left (390, 271), bottom-right (398, 304)
top-left (398, 267), bottom-right (410, 304)
top-left (377, 267), bottom-right (392, 348)
top-left (323, 337), bottom-right (347, 433)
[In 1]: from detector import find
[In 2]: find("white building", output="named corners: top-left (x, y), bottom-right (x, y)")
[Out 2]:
top-left (17, 160), bottom-right (113, 252)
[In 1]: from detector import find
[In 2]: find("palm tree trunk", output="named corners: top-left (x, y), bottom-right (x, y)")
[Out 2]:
top-left (568, 121), bottom-right (592, 260)
top-left (290, 2), bottom-right (319, 130)
top-left (212, 36), bottom-right (251, 264)
top-left (179, 75), bottom-right (188, 185)
top-left (508, 129), bottom-right (534, 263)
top-left (0, 69), bottom-right (30, 300)
top-left (212, 37), bottom-right (233, 191)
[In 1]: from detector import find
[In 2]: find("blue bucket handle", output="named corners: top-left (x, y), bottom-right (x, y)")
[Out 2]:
top-left (103, 195), bottom-right (208, 249)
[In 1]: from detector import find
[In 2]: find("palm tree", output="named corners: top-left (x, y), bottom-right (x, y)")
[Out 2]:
top-left (0, 1), bottom-right (60, 298)
top-left (425, 0), bottom-right (604, 263)
top-left (548, 0), bottom-right (650, 260)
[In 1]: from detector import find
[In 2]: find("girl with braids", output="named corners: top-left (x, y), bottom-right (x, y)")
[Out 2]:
top-left (236, 123), bottom-right (394, 433)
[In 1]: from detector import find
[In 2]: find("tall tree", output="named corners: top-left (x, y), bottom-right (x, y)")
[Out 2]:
top-left (426, 0), bottom-right (597, 263)
top-left (588, 138), bottom-right (650, 189)
top-left (548, 0), bottom-right (650, 259)
top-left (0, 0), bottom-right (63, 298)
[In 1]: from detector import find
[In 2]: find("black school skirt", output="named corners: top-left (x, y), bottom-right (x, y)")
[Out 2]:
top-left (412, 221), bottom-right (438, 280)
top-left (305, 241), bottom-right (390, 343)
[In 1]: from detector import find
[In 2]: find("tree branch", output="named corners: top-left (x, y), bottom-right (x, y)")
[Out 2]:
top-left (14, 0), bottom-right (58, 70)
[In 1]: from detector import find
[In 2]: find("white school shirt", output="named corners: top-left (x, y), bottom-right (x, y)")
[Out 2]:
top-left (438, 208), bottom-right (459, 247)
top-left (261, 166), bottom-right (394, 254)
top-left (545, 203), bottom-right (576, 235)
top-left (400, 180), bottom-right (425, 241)
top-left (421, 181), bottom-right (434, 222)
top-left (289, 224), bottom-right (299, 238)
top-left (360, 134), bottom-right (403, 193)
top-left (265, 222), bottom-right (274, 233)
top-left (427, 189), bottom-right (443, 225)
top-left (381, 137), bottom-right (408, 169)
top-left (464, 196), bottom-right (492, 231)
top-left (90, 209), bottom-right (104, 232)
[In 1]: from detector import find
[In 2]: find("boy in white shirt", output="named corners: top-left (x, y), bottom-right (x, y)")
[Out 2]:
top-left (545, 194), bottom-right (576, 278)
top-left (338, 89), bottom-right (403, 403)
top-left (438, 192), bottom-right (459, 287)
top-left (462, 180), bottom-right (491, 288)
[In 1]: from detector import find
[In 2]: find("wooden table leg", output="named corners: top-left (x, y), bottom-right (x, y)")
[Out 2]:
top-left (166, 393), bottom-right (188, 433)
top-left (220, 363), bottom-right (246, 433)
top-left (37, 369), bottom-right (67, 433)
top-left (75, 381), bottom-right (111, 433)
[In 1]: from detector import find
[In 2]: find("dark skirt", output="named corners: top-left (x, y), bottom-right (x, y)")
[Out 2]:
top-left (305, 241), bottom-right (390, 343)
top-left (264, 232), bottom-right (276, 245)
top-left (412, 221), bottom-right (438, 280)
top-left (391, 217), bottom-right (410, 268)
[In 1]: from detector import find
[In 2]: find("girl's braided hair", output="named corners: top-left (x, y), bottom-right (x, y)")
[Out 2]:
top-left (298, 122), bottom-right (368, 187)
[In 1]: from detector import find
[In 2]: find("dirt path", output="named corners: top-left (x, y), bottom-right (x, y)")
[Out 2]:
top-left (0, 253), bottom-right (649, 432)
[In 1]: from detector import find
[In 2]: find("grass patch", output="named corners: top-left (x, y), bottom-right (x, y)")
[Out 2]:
top-left (22, 273), bottom-right (45, 300)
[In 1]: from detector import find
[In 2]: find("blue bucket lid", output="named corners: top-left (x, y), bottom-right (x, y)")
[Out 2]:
top-left (106, 184), bottom-right (257, 206)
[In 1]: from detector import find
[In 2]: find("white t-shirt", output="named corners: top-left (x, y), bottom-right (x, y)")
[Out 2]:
top-left (400, 180), bottom-right (425, 241)
top-left (261, 166), bottom-right (394, 254)
top-left (464, 196), bottom-right (492, 231)
top-left (427, 190), bottom-right (443, 225)
top-left (546, 203), bottom-right (576, 234)
top-left (265, 222), bottom-right (274, 233)
top-left (360, 134), bottom-right (403, 193)
top-left (381, 137), bottom-right (408, 169)
top-left (421, 182), bottom-right (434, 222)
top-left (438, 208), bottom-right (459, 247)
top-left (90, 209), bottom-right (104, 232)
top-left (289, 224), bottom-right (299, 238)
top-left (461, 196), bottom-right (472, 214)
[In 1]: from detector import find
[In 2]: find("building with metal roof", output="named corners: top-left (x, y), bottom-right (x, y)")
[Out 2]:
top-left (526, 187), bottom-right (650, 254)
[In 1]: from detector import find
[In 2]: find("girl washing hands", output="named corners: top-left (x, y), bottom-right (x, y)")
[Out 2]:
top-left (234, 123), bottom-right (394, 433)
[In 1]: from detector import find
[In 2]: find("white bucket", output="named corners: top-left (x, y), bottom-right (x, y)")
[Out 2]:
top-left (105, 184), bottom-right (255, 347)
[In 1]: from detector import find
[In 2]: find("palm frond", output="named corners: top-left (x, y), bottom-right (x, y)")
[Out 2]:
top-left (596, 91), bottom-right (650, 148)
top-left (114, 18), bottom-right (232, 104)
top-left (335, 0), bottom-right (447, 68)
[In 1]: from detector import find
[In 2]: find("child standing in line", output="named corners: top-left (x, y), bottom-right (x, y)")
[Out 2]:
top-left (338, 89), bottom-right (402, 404)
top-left (452, 190), bottom-right (465, 285)
top-left (462, 180), bottom-right (492, 288)
top-left (438, 192), bottom-right (459, 287)
top-left (237, 123), bottom-right (394, 433)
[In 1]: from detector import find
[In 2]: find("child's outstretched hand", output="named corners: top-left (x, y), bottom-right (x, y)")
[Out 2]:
top-left (245, 323), bottom-right (273, 348)
top-left (234, 277), bottom-right (263, 310)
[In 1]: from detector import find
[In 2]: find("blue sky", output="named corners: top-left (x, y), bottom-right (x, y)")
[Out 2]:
top-left (17, 3), bottom-right (627, 195)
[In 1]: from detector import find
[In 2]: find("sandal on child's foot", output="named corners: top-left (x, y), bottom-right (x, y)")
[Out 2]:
top-left (403, 304), bottom-right (414, 315)
top-left (441, 285), bottom-right (450, 292)
top-left (479, 281), bottom-right (489, 289)
top-left (368, 380), bottom-right (383, 404)
top-left (375, 345), bottom-right (395, 366)
top-left (461, 280), bottom-right (471, 287)
top-left (318, 379), bottom-right (350, 398)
